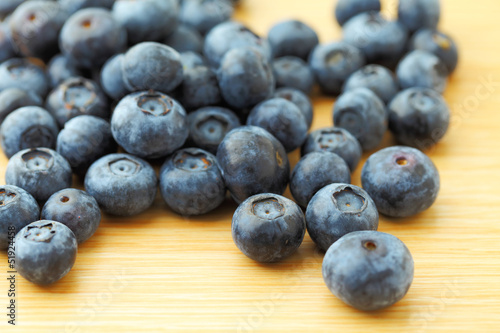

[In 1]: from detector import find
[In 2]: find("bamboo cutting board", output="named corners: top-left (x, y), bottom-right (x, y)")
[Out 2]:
top-left (1, 0), bottom-right (500, 331)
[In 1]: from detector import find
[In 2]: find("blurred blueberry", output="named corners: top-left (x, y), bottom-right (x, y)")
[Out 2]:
top-left (272, 56), bottom-right (314, 94)
top-left (396, 50), bottom-right (448, 93)
top-left (176, 65), bottom-right (221, 111)
top-left (59, 0), bottom-right (115, 15)
top-left (47, 54), bottom-right (85, 89)
top-left (180, 51), bottom-right (207, 69)
top-left (334, 0), bottom-right (381, 26)
top-left (398, 0), bottom-right (440, 33)
top-left (0, 88), bottom-right (43, 124)
top-left (0, 58), bottom-right (49, 98)
top-left (268, 19), bottom-right (319, 60)
top-left (100, 53), bottom-right (128, 100)
top-left (180, 0), bottom-right (233, 36)
top-left (273, 88), bottom-right (313, 129)
top-left (0, 0), bottom-right (24, 18)
top-left (342, 64), bottom-right (398, 104)
top-left (409, 29), bottom-right (459, 74)
top-left (0, 22), bottom-right (15, 63)
top-left (164, 24), bottom-right (203, 54)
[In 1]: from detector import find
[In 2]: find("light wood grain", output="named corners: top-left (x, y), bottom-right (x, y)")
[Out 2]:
top-left (2, 0), bottom-right (500, 331)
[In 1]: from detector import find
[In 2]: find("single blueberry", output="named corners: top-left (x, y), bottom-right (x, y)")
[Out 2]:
top-left (396, 50), bottom-right (448, 93)
top-left (100, 53), bottom-right (128, 101)
top-left (180, 51), bottom-right (207, 70)
top-left (175, 65), bottom-right (221, 111)
top-left (272, 56), bottom-right (315, 95)
top-left (180, 0), bottom-right (233, 36)
top-left (398, 0), bottom-right (440, 33)
top-left (273, 88), bottom-right (313, 129)
top-left (334, 0), bottom-right (381, 26)
top-left (0, 58), bottom-right (49, 98)
top-left (47, 54), bottom-right (85, 89)
top-left (164, 24), bottom-right (204, 54)
top-left (342, 64), bottom-right (399, 104)
top-left (409, 29), bottom-right (459, 74)
top-left (0, 88), bottom-right (43, 124)
top-left (268, 19), bottom-right (319, 60)
top-left (59, 0), bottom-right (115, 15)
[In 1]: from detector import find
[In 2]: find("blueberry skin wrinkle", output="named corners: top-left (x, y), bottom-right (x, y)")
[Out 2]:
top-left (361, 146), bottom-right (440, 218)
top-left (305, 183), bottom-right (379, 252)
top-left (14, 220), bottom-right (77, 285)
top-left (160, 148), bottom-right (226, 216)
top-left (396, 50), bottom-right (449, 93)
top-left (0, 185), bottom-right (40, 250)
top-left (322, 230), bottom-right (414, 311)
top-left (267, 19), bottom-right (319, 60)
top-left (216, 126), bottom-right (290, 204)
top-left (335, 0), bottom-right (381, 26)
top-left (398, 0), bottom-right (440, 33)
top-left (409, 29), bottom-right (459, 74)
top-left (232, 193), bottom-right (306, 263)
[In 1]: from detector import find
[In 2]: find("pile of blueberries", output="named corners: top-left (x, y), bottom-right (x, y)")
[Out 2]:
top-left (0, 0), bottom-right (457, 312)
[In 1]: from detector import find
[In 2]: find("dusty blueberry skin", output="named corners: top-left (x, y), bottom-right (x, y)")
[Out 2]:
top-left (180, 0), bottom-right (233, 36)
top-left (291, 152), bottom-right (351, 208)
top-left (388, 88), bottom-right (450, 149)
top-left (410, 29), bottom-right (459, 74)
top-left (100, 53), bottom-right (128, 101)
top-left (122, 42), bottom-right (183, 94)
top-left (5, 148), bottom-right (72, 203)
top-left (1, 106), bottom-right (59, 159)
top-left (0, 22), bottom-right (15, 63)
top-left (164, 24), bottom-right (203, 54)
top-left (301, 127), bottom-right (362, 172)
top-left (322, 230), bottom-right (414, 311)
top-left (203, 21), bottom-right (272, 68)
top-left (160, 148), bottom-right (226, 216)
top-left (112, 0), bottom-right (178, 45)
top-left (0, 0), bottom-right (24, 18)
top-left (397, 50), bottom-right (448, 93)
top-left (398, 0), bottom-right (440, 33)
top-left (246, 98), bottom-right (308, 152)
top-left (308, 41), bottom-right (366, 96)
top-left (342, 65), bottom-right (399, 104)
top-left (216, 126), bottom-right (290, 204)
top-left (84, 153), bottom-right (157, 216)
top-left (361, 146), bottom-right (440, 217)
top-left (217, 48), bottom-right (275, 110)
top-left (59, 0), bottom-right (115, 15)
top-left (111, 91), bottom-right (188, 159)
top-left (47, 54), bottom-right (84, 89)
top-left (0, 185), bottom-right (40, 250)
top-left (335, 0), bottom-right (381, 26)
top-left (268, 19), bottom-right (319, 60)
top-left (14, 220), bottom-right (77, 285)
top-left (175, 65), bottom-right (221, 111)
top-left (46, 77), bottom-right (110, 127)
top-left (305, 183), bottom-right (379, 252)
top-left (59, 8), bottom-right (127, 69)
top-left (272, 56), bottom-right (315, 95)
top-left (0, 58), bottom-right (50, 98)
top-left (0, 88), bottom-right (43, 124)
top-left (343, 12), bottom-right (408, 69)
top-left (9, 1), bottom-right (68, 60)
top-left (232, 193), bottom-right (306, 263)
top-left (333, 88), bottom-right (387, 151)
top-left (186, 106), bottom-right (241, 154)
top-left (41, 188), bottom-right (101, 244)
top-left (273, 88), bottom-right (313, 129)
top-left (180, 51), bottom-right (207, 69)
top-left (57, 115), bottom-right (117, 177)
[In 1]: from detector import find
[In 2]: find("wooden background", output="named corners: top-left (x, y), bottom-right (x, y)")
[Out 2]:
top-left (1, 0), bottom-right (500, 331)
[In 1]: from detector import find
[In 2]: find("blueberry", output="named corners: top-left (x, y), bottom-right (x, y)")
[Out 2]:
top-left (9, 1), bottom-right (68, 60)
top-left (176, 65), bottom-right (221, 111)
top-left (267, 19), bottom-right (319, 60)
top-left (306, 183), bottom-right (379, 252)
top-left (388, 88), bottom-right (450, 149)
top-left (398, 0), bottom-right (440, 33)
top-left (232, 193), bottom-right (305, 263)
top-left (246, 98), bottom-right (308, 152)
top-left (216, 126), bottom-right (290, 204)
top-left (5, 148), bottom-right (72, 203)
top-left (343, 12), bottom-right (408, 69)
top-left (0, 22), bottom-right (15, 63)
top-left (217, 47), bottom-right (274, 110)
top-left (57, 115), bottom-right (117, 177)
top-left (59, 8), bottom-right (127, 69)
top-left (333, 88), bottom-right (387, 151)
top-left (291, 152), bottom-right (351, 208)
top-left (0, 185), bottom-right (40, 250)
top-left (122, 42), bottom-right (183, 94)
top-left (308, 41), bottom-right (365, 95)
top-left (1, 106), bottom-right (59, 158)
top-left (180, 51), bottom-right (207, 69)
top-left (0, 0), bottom-right (24, 18)
top-left (47, 54), bottom-right (85, 89)
top-left (112, 0), bottom-right (178, 45)
top-left (14, 220), bottom-right (77, 285)
top-left (409, 29), bottom-right (459, 74)
top-left (186, 106), bottom-right (241, 154)
top-left (180, 0), bottom-right (233, 36)
top-left (111, 91), bottom-right (188, 159)
top-left (361, 146), bottom-right (440, 217)
top-left (46, 77), bottom-right (110, 127)
top-left (342, 65), bottom-right (398, 104)
top-left (84, 153), bottom-right (157, 216)
top-left (396, 50), bottom-right (448, 93)
top-left (59, 0), bottom-right (115, 15)
top-left (334, 0), bottom-right (381, 26)
top-left (301, 127), bottom-right (362, 172)
top-left (273, 88), bottom-right (313, 129)
top-left (0, 58), bottom-right (49, 98)
top-left (0, 88), bottom-right (43, 124)
top-left (160, 148), bottom-right (226, 216)
top-left (272, 56), bottom-right (315, 94)
top-left (203, 21), bottom-right (272, 68)
top-left (164, 24), bottom-right (203, 54)
top-left (100, 53), bottom-right (128, 100)
top-left (322, 230), bottom-right (414, 311)
top-left (41, 188), bottom-right (100, 244)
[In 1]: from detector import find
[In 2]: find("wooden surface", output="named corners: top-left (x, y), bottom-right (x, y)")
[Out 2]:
top-left (1, 0), bottom-right (500, 331)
